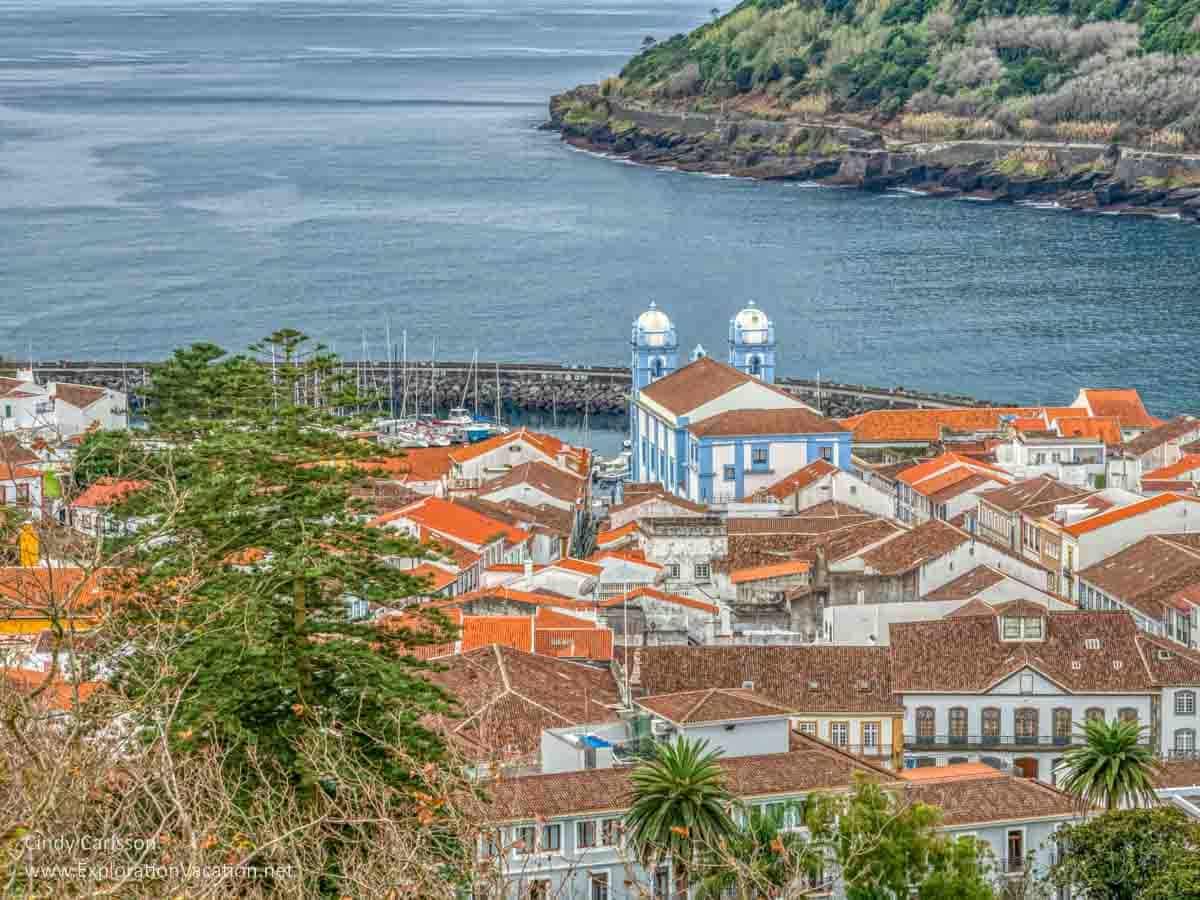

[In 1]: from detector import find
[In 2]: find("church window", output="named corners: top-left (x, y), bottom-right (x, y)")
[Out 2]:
top-left (723, 465), bottom-right (736, 482)
top-left (751, 447), bottom-right (769, 468)
top-left (820, 446), bottom-right (834, 462)
top-left (651, 357), bottom-right (664, 379)
top-left (748, 356), bottom-right (762, 377)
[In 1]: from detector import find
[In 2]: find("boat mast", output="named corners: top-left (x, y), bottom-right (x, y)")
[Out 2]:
top-left (430, 337), bottom-right (437, 417)
top-left (401, 329), bottom-right (408, 420)
top-left (495, 363), bottom-right (501, 424)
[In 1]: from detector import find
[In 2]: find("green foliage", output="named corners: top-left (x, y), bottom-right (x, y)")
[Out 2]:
top-left (624, 737), bottom-right (737, 869)
top-left (113, 331), bottom-right (458, 801)
top-left (694, 803), bottom-right (820, 899)
top-left (1049, 807), bottom-right (1200, 900)
top-left (809, 780), bottom-right (996, 899)
top-left (829, 28), bottom-right (933, 108)
top-left (72, 428), bottom-right (147, 489)
top-left (1056, 717), bottom-right (1160, 810)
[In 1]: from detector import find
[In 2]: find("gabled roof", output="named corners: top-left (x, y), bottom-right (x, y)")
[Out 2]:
top-left (599, 585), bottom-right (718, 614)
top-left (1124, 415), bottom-right (1200, 456)
top-left (842, 407), bottom-right (1068, 444)
top-left (860, 520), bottom-right (969, 576)
top-left (897, 453), bottom-right (1009, 498)
top-left (721, 516), bottom-right (902, 574)
top-left (760, 459), bottom-right (839, 500)
top-left (423, 645), bottom-right (621, 762)
top-left (1054, 415), bottom-right (1123, 446)
top-left (900, 767), bottom-right (1078, 827)
top-left (69, 477), bottom-right (149, 510)
top-left (638, 356), bottom-right (761, 416)
top-left (51, 382), bottom-right (108, 410)
top-left (944, 597), bottom-right (1000, 618)
top-left (372, 496), bottom-right (530, 547)
top-left (407, 563), bottom-right (458, 593)
top-left (688, 407), bottom-right (844, 438)
top-left (0, 566), bottom-right (123, 618)
top-left (978, 476), bottom-right (1091, 515)
top-left (1061, 492), bottom-right (1200, 537)
top-left (1135, 632), bottom-right (1200, 686)
top-left (890, 610), bottom-right (1157, 694)
top-left (1076, 388), bottom-right (1160, 429)
top-left (636, 688), bottom-right (795, 725)
top-left (480, 460), bottom-right (585, 505)
top-left (590, 550), bottom-right (663, 572)
top-left (354, 447), bottom-right (455, 482)
top-left (448, 428), bottom-right (588, 476)
top-left (548, 557), bottom-right (604, 577)
top-left (596, 521), bottom-right (639, 546)
top-left (1077, 533), bottom-right (1200, 622)
top-left (628, 645), bottom-right (903, 714)
top-left (923, 565), bottom-right (1008, 602)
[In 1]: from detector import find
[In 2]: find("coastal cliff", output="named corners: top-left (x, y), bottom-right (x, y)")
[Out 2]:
top-left (548, 87), bottom-right (1200, 218)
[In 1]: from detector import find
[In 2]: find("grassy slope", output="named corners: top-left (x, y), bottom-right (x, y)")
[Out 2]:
top-left (611, 0), bottom-right (1200, 149)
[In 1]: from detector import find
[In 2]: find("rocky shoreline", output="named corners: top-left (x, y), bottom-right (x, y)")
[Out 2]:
top-left (548, 86), bottom-right (1200, 221)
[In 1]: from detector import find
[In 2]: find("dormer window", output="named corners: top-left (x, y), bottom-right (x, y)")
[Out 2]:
top-left (1001, 615), bottom-right (1044, 641)
top-left (1084, 638), bottom-right (1102, 650)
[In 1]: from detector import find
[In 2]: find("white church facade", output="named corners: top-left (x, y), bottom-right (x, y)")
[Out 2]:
top-left (629, 302), bottom-right (851, 504)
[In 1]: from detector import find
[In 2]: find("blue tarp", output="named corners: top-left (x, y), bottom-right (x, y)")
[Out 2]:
top-left (581, 735), bottom-right (611, 749)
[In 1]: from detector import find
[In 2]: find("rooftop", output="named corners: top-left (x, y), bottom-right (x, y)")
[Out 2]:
top-left (730, 559), bottom-right (812, 584)
top-left (978, 476), bottom-right (1091, 515)
top-left (842, 407), bottom-right (1076, 444)
top-left (1076, 388), bottom-right (1160, 430)
top-left (688, 407), bottom-right (845, 438)
top-left (1077, 533), bottom-right (1200, 621)
top-left (69, 477), bottom-right (149, 510)
top-left (759, 459), bottom-right (839, 500)
top-left (372, 496), bottom-right (531, 547)
top-left (922, 565), bottom-right (1008, 602)
top-left (598, 586), bottom-right (718, 614)
top-left (627, 645), bottom-right (903, 714)
top-left (638, 356), bottom-right (761, 416)
top-left (636, 688), bottom-right (795, 725)
top-left (481, 460), bottom-right (586, 505)
top-left (1060, 492), bottom-right (1200, 537)
top-left (860, 520), bottom-right (970, 576)
top-left (1124, 415), bottom-right (1200, 456)
top-left (900, 768), bottom-right (1079, 827)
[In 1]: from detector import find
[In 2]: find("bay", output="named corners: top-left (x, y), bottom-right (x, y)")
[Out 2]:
top-left (0, 0), bottom-right (1197, 415)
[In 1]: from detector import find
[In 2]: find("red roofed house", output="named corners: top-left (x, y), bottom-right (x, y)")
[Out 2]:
top-left (477, 460), bottom-right (587, 513)
top-left (1123, 415), bottom-right (1200, 474)
top-left (68, 478), bottom-right (150, 537)
top-left (1071, 387), bottom-right (1162, 438)
top-left (756, 458), bottom-right (893, 517)
top-left (372, 496), bottom-right (530, 569)
top-left (447, 428), bottom-right (589, 488)
top-left (895, 453), bottom-right (1011, 525)
top-left (598, 586), bottom-right (720, 646)
top-left (1142, 455), bottom-right (1200, 495)
top-left (606, 483), bottom-right (708, 531)
top-left (0, 371), bottom-right (128, 440)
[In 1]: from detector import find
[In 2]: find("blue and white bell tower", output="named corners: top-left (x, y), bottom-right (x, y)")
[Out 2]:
top-left (729, 300), bottom-right (776, 383)
top-left (631, 302), bottom-right (679, 392)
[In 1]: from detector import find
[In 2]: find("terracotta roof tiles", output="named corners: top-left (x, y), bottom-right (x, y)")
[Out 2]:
top-left (760, 459), bottom-right (839, 500)
top-left (1061, 493), bottom-right (1200, 537)
top-left (860, 520), bottom-right (969, 576)
top-left (1124, 416), bottom-right (1200, 456)
top-left (70, 477), bottom-right (149, 509)
top-left (1077, 388), bottom-right (1160, 429)
top-left (636, 688), bottom-right (795, 725)
top-left (688, 407), bottom-right (845, 438)
top-left (638, 356), bottom-right (757, 416)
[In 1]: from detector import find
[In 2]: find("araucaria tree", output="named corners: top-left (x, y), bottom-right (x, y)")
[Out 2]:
top-left (1056, 718), bottom-right (1159, 811)
top-left (107, 332), bottom-right (459, 884)
top-left (624, 737), bottom-right (736, 892)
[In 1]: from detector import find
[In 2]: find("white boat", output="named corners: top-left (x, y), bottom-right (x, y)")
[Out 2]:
top-left (593, 450), bottom-right (632, 483)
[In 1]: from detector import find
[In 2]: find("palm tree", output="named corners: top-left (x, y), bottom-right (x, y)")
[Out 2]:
top-left (624, 737), bottom-right (736, 893)
top-left (1057, 718), bottom-right (1160, 811)
top-left (694, 803), bottom-right (817, 900)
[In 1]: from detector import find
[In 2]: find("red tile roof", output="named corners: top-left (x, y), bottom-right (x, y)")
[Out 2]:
top-left (2, 667), bottom-right (101, 712)
top-left (860, 520), bottom-right (969, 576)
top-left (637, 688), bottom-right (795, 724)
top-left (461, 616), bottom-right (534, 653)
top-left (372, 496), bottom-right (531, 547)
top-left (596, 521), bottom-right (639, 546)
top-left (354, 447), bottom-right (455, 482)
top-left (842, 407), bottom-right (1070, 444)
top-left (535, 627), bottom-right (613, 661)
top-left (1124, 416), bottom-right (1200, 456)
top-left (1077, 388), bottom-right (1160, 429)
top-left (923, 565), bottom-right (1008, 602)
top-left (730, 559), bottom-right (811, 585)
top-left (70, 478), bottom-right (149, 509)
top-left (550, 557), bottom-right (604, 577)
top-left (480, 460), bottom-right (586, 505)
top-left (590, 550), bottom-right (663, 571)
top-left (599, 586), bottom-right (718, 614)
top-left (760, 459), bottom-right (838, 500)
top-left (52, 382), bottom-right (108, 410)
top-left (1143, 455), bottom-right (1200, 481)
top-left (688, 408), bottom-right (845, 438)
top-left (448, 428), bottom-right (586, 475)
top-left (407, 563), bottom-right (459, 593)
top-left (1054, 416), bottom-right (1123, 446)
top-left (900, 769), bottom-right (1078, 827)
top-left (638, 356), bottom-right (759, 416)
top-left (0, 566), bottom-right (124, 618)
top-left (1061, 492), bottom-right (1200, 537)
top-left (1077, 533), bottom-right (1200, 622)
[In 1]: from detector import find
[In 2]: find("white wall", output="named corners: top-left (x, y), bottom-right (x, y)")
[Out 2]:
top-left (480, 482), bottom-right (576, 512)
top-left (1162, 686), bottom-right (1200, 756)
top-left (677, 717), bottom-right (791, 758)
top-left (1074, 497), bottom-right (1200, 569)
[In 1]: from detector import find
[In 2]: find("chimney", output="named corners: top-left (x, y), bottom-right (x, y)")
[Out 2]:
top-left (524, 557), bottom-right (534, 579)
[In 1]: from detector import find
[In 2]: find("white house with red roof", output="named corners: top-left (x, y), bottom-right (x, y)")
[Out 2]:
top-left (68, 477), bottom-right (149, 537)
top-left (0, 464), bottom-right (44, 520)
top-left (372, 496), bottom-right (531, 569)
top-left (0, 372), bottom-right (127, 440)
top-left (1070, 387), bottom-right (1161, 439)
top-left (895, 453), bottom-right (1011, 525)
top-left (758, 458), bottom-right (894, 517)
top-left (447, 428), bottom-right (588, 489)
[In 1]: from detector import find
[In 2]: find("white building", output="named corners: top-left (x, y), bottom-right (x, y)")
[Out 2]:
top-left (0, 372), bottom-right (128, 440)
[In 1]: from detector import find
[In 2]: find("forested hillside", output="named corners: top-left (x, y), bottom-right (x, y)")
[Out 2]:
top-left (615, 0), bottom-right (1200, 148)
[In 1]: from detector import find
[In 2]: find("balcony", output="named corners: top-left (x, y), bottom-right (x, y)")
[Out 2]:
top-left (907, 733), bottom-right (1152, 750)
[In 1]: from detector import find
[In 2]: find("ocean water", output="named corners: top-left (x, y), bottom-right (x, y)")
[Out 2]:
top-left (1, 0), bottom-right (1198, 416)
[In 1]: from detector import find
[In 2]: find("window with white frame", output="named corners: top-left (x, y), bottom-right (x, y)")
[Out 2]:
top-left (862, 721), bottom-right (880, 749)
top-left (1176, 729), bottom-right (1197, 753)
top-left (1177, 691), bottom-right (1197, 716)
top-left (830, 722), bottom-right (849, 746)
top-left (600, 818), bottom-right (620, 846)
top-left (540, 824), bottom-right (561, 852)
top-left (577, 820), bottom-right (597, 849)
top-left (666, 563), bottom-right (680, 579)
top-left (694, 563), bottom-right (711, 581)
top-left (797, 721), bottom-right (817, 735)
top-left (514, 825), bottom-right (536, 854)
top-left (752, 447), bottom-right (769, 467)
top-left (589, 872), bottom-right (609, 900)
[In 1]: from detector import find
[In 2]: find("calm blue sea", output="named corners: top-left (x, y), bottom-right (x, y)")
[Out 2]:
top-left (0, 0), bottom-right (1197, 417)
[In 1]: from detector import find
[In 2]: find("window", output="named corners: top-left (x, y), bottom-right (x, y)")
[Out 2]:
top-left (600, 818), bottom-right (620, 846)
top-left (797, 721), bottom-right (817, 735)
top-left (14, 483), bottom-right (29, 505)
top-left (1086, 708), bottom-right (1104, 723)
top-left (1003, 616), bottom-right (1022, 640)
top-left (480, 831), bottom-right (501, 858)
top-left (577, 820), bottom-right (597, 849)
top-left (862, 721), bottom-right (880, 749)
top-left (915, 707), bottom-right (935, 744)
top-left (820, 445), bottom-right (834, 462)
top-left (830, 722), bottom-right (849, 747)
top-left (748, 356), bottom-right (762, 377)
top-left (751, 447), bottom-right (769, 468)
top-left (948, 707), bottom-right (968, 744)
top-left (590, 872), bottom-right (609, 900)
top-left (541, 824), bottom-right (561, 852)
top-left (1019, 674), bottom-right (1035, 695)
top-left (1084, 638), bottom-right (1101, 650)
top-left (693, 563), bottom-right (711, 581)
top-left (651, 358), bottom-right (664, 379)
top-left (1176, 729), bottom-right (1197, 754)
top-left (1177, 691), bottom-right (1196, 716)
top-left (666, 563), bottom-right (680, 579)
top-left (914, 757), bottom-right (936, 768)
top-left (1118, 708), bottom-right (1138, 726)
top-left (1006, 829), bottom-right (1025, 872)
top-left (1053, 708), bottom-right (1072, 746)
top-left (1023, 617), bottom-right (1043, 639)
top-left (1015, 709), bottom-right (1039, 742)
top-left (515, 825), bottom-right (536, 855)
top-left (723, 464), bottom-right (736, 483)
top-left (982, 707), bottom-right (1000, 744)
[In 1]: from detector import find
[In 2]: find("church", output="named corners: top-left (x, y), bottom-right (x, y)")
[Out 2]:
top-left (629, 302), bottom-right (851, 504)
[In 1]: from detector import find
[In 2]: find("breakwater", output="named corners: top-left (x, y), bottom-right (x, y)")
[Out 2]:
top-left (7, 360), bottom-right (996, 419)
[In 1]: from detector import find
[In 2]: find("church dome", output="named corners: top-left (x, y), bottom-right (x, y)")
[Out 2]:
top-left (634, 302), bottom-right (675, 348)
top-left (733, 301), bottom-right (770, 344)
